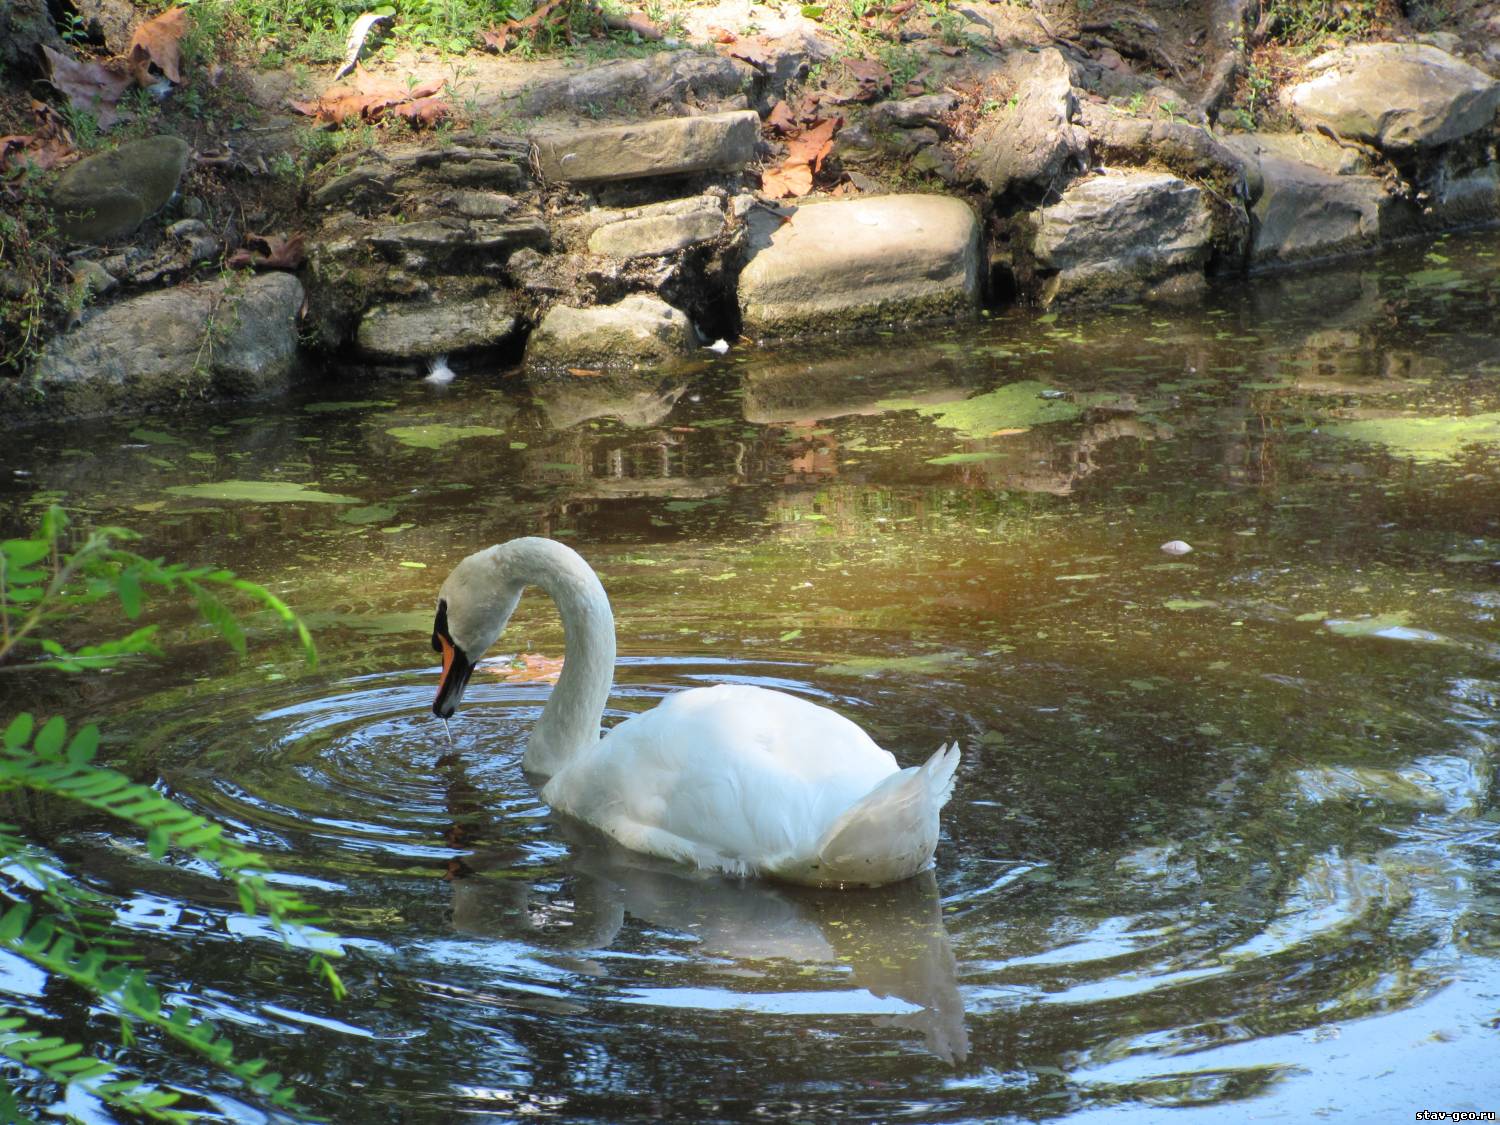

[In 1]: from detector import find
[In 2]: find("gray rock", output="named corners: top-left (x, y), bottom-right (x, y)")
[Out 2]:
top-left (367, 216), bottom-right (549, 269)
top-left (969, 48), bottom-right (1089, 198)
top-left (22, 273), bottom-right (303, 417)
top-left (449, 191), bottom-right (518, 219)
top-left (1222, 139), bottom-right (1389, 267)
top-left (356, 294), bottom-right (519, 358)
top-left (869, 93), bottom-right (958, 133)
top-left (1223, 130), bottom-right (1369, 183)
top-left (587, 196), bottom-right (726, 258)
top-left (525, 293), bottom-right (698, 371)
top-left (1078, 102), bottom-right (1249, 190)
top-left (0, 0), bottom-right (60, 80)
top-left (738, 194), bottom-right (981, 338)
top-left (1285, 43), bottom-right (1500, 152)
top-left (518, 51), bottom-right (753, 116)
top-left (49, 136), bottom-right (191, 244)
top-left (533, 110), bottom-right (759, 184)
top-left (1032, 171), bottom-right (1212, 303)
top-left (69, 259), bottom-right (116, 300)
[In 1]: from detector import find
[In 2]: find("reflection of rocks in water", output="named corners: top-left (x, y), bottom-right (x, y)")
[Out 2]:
top-left (530, 370), bottom-right (692, 430)
top-left (741, 342), bottom-right (981, 425)
top-left (970, 415), bottom-right (1171, 496)
top-left (449, 819), bottom-right (968, 1062)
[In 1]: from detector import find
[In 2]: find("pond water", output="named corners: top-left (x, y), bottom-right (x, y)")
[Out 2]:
top-left (2, 229), bottom-right (1499, 1123)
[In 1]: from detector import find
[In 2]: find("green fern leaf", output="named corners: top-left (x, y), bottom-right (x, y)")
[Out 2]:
top-left (32, 716), bottom-right (65, 759)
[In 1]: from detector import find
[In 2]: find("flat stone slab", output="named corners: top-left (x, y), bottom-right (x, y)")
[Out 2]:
top-left (356, 294), bottom-right (518, 358)
top-left (587, 196), bottom-right (726, 259)
top-left (525, 293), bottom-right (698, 371)
top-left (533, 110), bottom-right (759, 184)
top-left (738, 194), bottom-right (980, 338)
top-left (1285, 43), bottom-right (1500, 152)
top-left (1032, 171), bottom-right (1211, 303)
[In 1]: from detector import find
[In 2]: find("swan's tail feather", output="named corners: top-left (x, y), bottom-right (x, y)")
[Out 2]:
top-left (802, 742), bottom-right (961, 888)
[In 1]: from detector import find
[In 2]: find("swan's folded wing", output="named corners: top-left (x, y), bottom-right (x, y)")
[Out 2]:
top-left (541, 684), bottom-right (897, 874)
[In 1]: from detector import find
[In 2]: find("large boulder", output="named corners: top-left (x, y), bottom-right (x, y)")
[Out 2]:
top-left (1031, 172), bottom-right (1211, 303)
top-left (516, 51), bottom-right (753, 117)
top-left (49, 136), bottom-right (191, 244)
top-left (356, 294), bottom-right (519, 358)
top-left (1284, 43), bottom-right (1500, 152)
top-left (525, 294), bottom-right (699, 372)
top-left (737, 194), bottom-right (981, 338)
top-left (532, 111), bottom-right (760, 184)
top-left (15, 273), bottom-right (303, 418)
top-left (1223, 134), bottom-right (1391, 268)
top-left (968, 49), bottom-right (1089, 199)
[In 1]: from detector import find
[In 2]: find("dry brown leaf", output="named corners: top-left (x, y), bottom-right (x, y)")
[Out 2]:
top-left (602, 9), bottom-right (662, 40)
top-left (567, 367), bottom-right (603, 377)
top-left (0, 102), bottom-right (76, 173)
top-left (229, 231), bottom-right (306, 271)
top-left (42, 46), bottom-right (133, 129)
top-left (127, 7), bottom-right (189, 86)
top-left (722, 36), bottom-right (776, 70)
top-left (762, 161), bottom-right (813, 198)
top-left (483, 0), bottom-right (569, 52)
top-left (708, 25), bottom-right (737, 42)
top-left (482, 653), bottom-right (565, 682)
top-left (289, 73), bottom-right (448, 128)
top-left (766, 101), bottom-right (796, 134)
top-left (786, 117), bottom-right (839, 173)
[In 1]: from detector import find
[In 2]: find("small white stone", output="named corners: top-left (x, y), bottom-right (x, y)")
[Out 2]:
top-left (1160, 540), bottom-right (1193, 555)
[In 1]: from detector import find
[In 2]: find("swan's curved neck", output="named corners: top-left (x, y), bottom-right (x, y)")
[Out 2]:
top-left (492, 539), bottom-right (616, 778)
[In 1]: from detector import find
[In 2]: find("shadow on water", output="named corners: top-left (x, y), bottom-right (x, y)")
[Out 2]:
top-left (0, 230), bottom-right (1498, 1121)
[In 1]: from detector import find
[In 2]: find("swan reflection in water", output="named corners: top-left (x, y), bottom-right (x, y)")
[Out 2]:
top-left (445, 813), bottom-right (969, 1064)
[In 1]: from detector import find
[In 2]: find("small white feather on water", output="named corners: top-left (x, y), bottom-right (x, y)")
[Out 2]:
top-left (424, 355), bottom-right (456, 385)
top-left (704, 338), bottom-right (730, 355)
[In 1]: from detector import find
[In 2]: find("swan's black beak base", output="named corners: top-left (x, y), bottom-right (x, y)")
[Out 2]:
top-left (432, 600), bottom-right (474, 719)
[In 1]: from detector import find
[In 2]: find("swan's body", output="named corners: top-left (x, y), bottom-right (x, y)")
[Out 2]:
top-left (431, 537), bottom-right (959, 888)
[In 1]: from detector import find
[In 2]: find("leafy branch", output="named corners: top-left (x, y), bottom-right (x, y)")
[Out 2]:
top-left (0, 506), bottom-right (339, 1119)
top-left (0, 506), bottom-right (315, 673)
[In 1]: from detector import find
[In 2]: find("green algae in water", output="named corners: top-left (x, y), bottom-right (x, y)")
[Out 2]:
top-left (386, 424), bottom-right (507, 449)
top-left (165, 480), bottom-right (359, 504)
top-left (817, 652), bottom-right (968, 677)
top-left (1322, 412), bottom-right (1500, 462)
top-left (338, 504), bottom-right (399, 525)
top-left (880, 380), bottom-right (1082, 438)
top-left (927, 452), bottom-right (1001, 465)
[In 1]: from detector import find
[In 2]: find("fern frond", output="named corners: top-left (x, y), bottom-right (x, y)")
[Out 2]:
top-left (0, 1005), bottom-right (199, 1123)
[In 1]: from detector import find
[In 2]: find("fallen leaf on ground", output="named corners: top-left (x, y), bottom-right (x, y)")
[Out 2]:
top-left (721, 36), bottom-right (776, 70)
top-left (483, 0), bottom-right (569, 53)
top-left (0, 102), bottom-right (77, 173)
top-left (567, 367), bottom-right (603, 377)
top-left (481, 652), bottom-right (565, 682)
top-left (289, 71), bottom-right (447, 128)
top-left (228, 231), bottom-right (306, 270)
top-left (127, 6), bottom-right (189, 86)
top-left (766, 101), bottom-right (796, 133)
top-left (762, 160), bottom-right (813, 198)
top-left (334, 11), bottom-right (391, 80)
top-left (708, 25), bottom-right (737, 42)
top-left (828, 57), bottom-right (890, 103)
top-left (786, 117), bottom-right (838, 172)
top-left (42, 46), bottom-right (133, 129)
top-left (391, 95), bottom-right (451, 126)
top-left (602, 9), bottom-right (662, 40)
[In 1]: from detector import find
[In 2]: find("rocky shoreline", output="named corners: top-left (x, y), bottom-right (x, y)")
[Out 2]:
top-left (4, 11), bottom-right (1498, 422)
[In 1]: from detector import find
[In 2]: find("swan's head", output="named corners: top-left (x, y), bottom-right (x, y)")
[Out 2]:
top-left (431, 548), bottom-right (522, 719)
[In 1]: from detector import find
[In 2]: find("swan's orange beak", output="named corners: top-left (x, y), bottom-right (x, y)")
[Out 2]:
top-left (432, 601), bottom-right (474, 719)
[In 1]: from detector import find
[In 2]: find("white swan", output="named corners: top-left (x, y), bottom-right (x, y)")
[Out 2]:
top-left (430, 537), bottom-right (960, 888)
